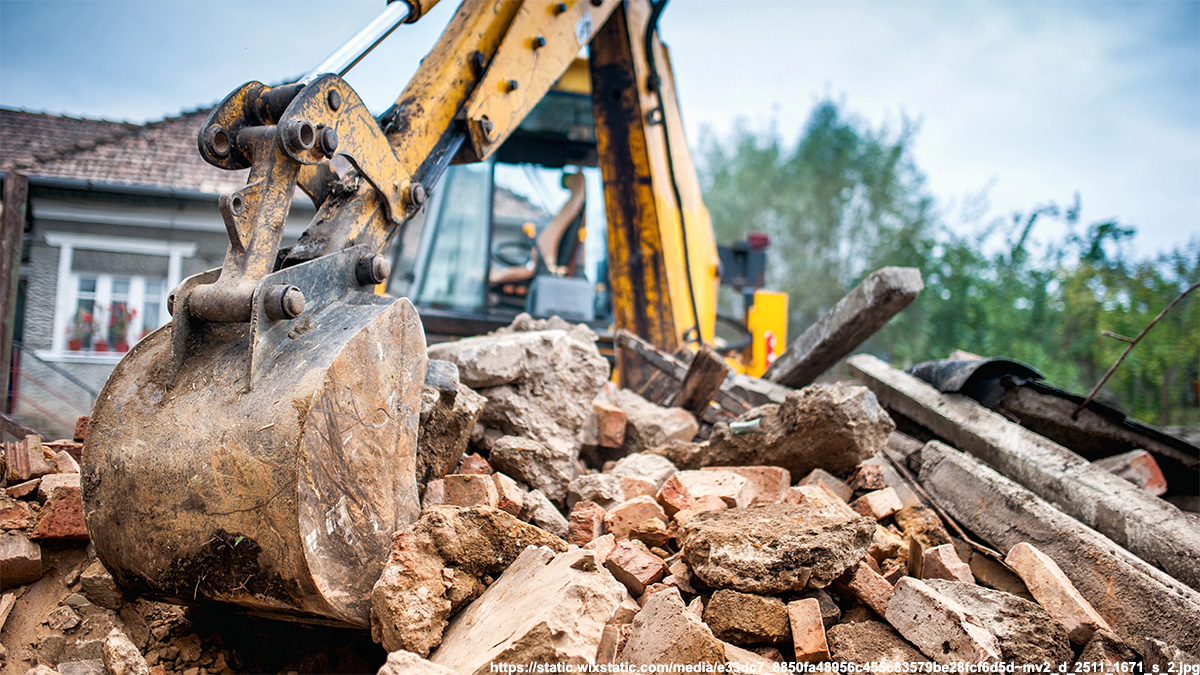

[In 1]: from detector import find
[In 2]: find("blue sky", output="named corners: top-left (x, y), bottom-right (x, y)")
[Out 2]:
top-left (2, 0), bottom-right (1197, 257)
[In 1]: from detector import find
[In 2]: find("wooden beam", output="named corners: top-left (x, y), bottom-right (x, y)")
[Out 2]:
top-left (0, 410), bottom-right (40, 441)
top-left (918, 440), bottom-right (1200, 653)
top-left (849, 353), bottom-right (1200, 591)
top-left (765, 267), bottom-right (922, 388)
top-left (615, 331), bottom-right (751, 416)
top-left (669, 345), bottom-right (729, 417)
top-left (1, 173), bottom-right (28, 413)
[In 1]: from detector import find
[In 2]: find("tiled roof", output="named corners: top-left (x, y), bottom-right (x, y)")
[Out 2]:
top-left (0, 107), bottom-right (247, 193)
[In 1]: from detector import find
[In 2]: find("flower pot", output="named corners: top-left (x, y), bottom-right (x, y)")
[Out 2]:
top-left (115, 341), bottom-right (130, 353)
top-left (93, 341), bottom-right (109, 352)
top-left (68, 339), bottom-right (84, 351)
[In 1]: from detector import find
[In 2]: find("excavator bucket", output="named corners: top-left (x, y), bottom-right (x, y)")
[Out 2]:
top-left (81, 249), bottom-right (427, 627)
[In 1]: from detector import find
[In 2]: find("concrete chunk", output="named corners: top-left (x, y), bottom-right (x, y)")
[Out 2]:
top-left (695, 384), bottom-right (895, 478)
top-left (680, 502), bottom-right (873, 594)
top-left (1005, 542), bottom-right (1112, 645)
top-left (885, 577), bottom-right (1002, 664)
top-left (431, 547), bottom-right (628, 675)
top-left (520, 489), bottom-right (569, 539)
top-left (924, 579), bottom-right (1072, 667)
top-left (1095, 450), bottom-right (1167, 496)
top-left (489, 436), bottom-right (573, 507)
top-left (378, 650), bottom-right (457, 675)
top-left (614, 389), bottom-right (699, 454)
top-left (827, 621), bottom-right (929, 674)
top-left (568, 473), bottom-right (624, 510)
top-left (101, 627), bottom-right (150, 675)
top-left (610, 453), bottom-right (678, 489)
top-left (798, 469), bottom-right (853, 503)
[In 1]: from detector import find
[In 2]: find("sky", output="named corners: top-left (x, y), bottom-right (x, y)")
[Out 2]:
top-left (1, 0), bottom-right (1197, 257)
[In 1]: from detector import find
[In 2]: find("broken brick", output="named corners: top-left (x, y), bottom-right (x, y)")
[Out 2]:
top-left (701, 465), bottom-right (790, 504)
top-left (1004, 542), bottom-right (1112, 645)
top-left (702, 589), bottom-right (790, 644)
top-left (0, 533), bottom-right (41, 589)
top-left (30, 480), bottom-right (87, 540)
top-left (0, 499), bottom-right (31, 530)
top-left (568, 500), bottom-right (606, 547)
top-left (798, 469), bottom-right (854, 503)
top-left (656, 474), bottom-right (693, 516)
top-left (5, 479), bottom-right (39, 500)
top-left (850, 487), bottom-right (902, 520)
top-left (567, 473), bottom-right (624, 510)
top-left (849, 463), bottom-right (888, 491)
top-left (788, 598), bottom-right (830, 663)
top-left (674, 470), bottom-right (751, 508)
top-left (595, 402), bottom-right (627, 449)
top-left (491, 472), bottom-right (525, 516)
top-left (584, 533), bottom-right (617, 561)
top-left (885, 577), bottom-right (1002, 664)
top-left (455, 453), bottom-right (493, 475)
top-left (836, 560), bottom-right (894, 617)
top-left (922, 543), bottom-right (974, 583)
top-left (619, 476), bottom-right (657, 501)
top-left (603, 496), bottom-right (667, 540)
top-left (441, 474), bottom-right (499, 509)
top-left (605, 539), bottom-right (667, 596)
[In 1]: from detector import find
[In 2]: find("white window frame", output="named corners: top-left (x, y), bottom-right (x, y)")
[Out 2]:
top-left (37, 232), bottom-right (197, 364)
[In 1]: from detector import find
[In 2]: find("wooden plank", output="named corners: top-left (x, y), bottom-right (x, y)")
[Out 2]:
top-left (765, 267), bottom-right (922, 388)
top-left (0, 410), bottom-right (40, 441)
top-left (918, 440), bottom-right (1200, 653)
top-left (1, 173), bottom-right (28, 413)
top-left (669, 345), bottom-right (729, 417)
top-left (849, 353), bottom-right (1200, 591)
top-left (615, 331), bottom-right (751, 415)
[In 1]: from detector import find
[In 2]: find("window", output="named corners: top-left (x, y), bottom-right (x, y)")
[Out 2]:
top-left (64, 274), bottom-right (168, 353)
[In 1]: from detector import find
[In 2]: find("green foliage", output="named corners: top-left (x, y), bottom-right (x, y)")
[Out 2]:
top-left (698, 98), bottom-right (1200, 426)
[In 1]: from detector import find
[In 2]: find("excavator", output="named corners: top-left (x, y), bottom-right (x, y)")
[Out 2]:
top-left (81, 0), bottom-right (788, 629)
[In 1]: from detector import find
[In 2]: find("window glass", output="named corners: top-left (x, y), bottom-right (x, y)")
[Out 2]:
top-left (68, 276), bottom-right (98, 351)
top-left (413, 162), bottom-right (492, 311)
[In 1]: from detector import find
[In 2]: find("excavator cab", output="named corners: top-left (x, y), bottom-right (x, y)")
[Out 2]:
top-left (388, 82), bottom-right (612, 337)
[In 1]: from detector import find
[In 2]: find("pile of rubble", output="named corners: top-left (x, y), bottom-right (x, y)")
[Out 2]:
top-left (2, 309), bottom-right (1198, 675)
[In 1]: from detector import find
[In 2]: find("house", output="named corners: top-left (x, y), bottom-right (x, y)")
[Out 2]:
top-left (0, 107), bottom-right (315, 438)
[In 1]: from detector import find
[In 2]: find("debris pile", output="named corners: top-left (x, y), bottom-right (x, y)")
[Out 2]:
top-left (2, 303), bottom-right (1198, 674)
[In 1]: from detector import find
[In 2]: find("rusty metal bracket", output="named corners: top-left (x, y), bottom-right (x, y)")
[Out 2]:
top-left (248, 246), bottom-right (391, 385)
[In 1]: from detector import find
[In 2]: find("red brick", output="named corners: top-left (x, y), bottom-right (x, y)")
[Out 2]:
top-left (922, 544), bottom-right (974, 583)
top-left (1005, 542), bottom-right (1111, 645)
top-left (850, 487), bottom-right (903, 520)
top-left (421, 479), bottom-right (445, 509)
top-left (0, 501), bottom-right (31, 530)
top-left (604, 539), bottom-right (667, 596)
top-left (441, 474), bottom-right (499, 508)
top-left (619, 476), bottom-right (657, 501)
top-left (603, 496), bottom-right (667, 540)
top-left (30, 484), bottom-right (88, 540)
top-left (595, 402), bottom-right (627, 449)
top-left (491, 473), bottom-right (525, 516)
top-left (788, 598), bottom-right (830, 663)
top-left (656, 474), bottom-right (693, 516)
top-left (456, 453), bottom-right (493, 475)
top-left (836, 560), bottom-right (894, 617)
top-left (848, 464), bottom-right (887, 491)
top-left (568, 500), bottom-right (606, 546)
top-left (4, 479), bottom-right (39, 500)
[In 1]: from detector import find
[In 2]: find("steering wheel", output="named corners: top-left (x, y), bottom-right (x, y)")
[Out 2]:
top-left (492, 239), bottom-right (534, 268)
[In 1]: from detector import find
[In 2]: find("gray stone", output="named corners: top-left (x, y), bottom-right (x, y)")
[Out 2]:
top-left (680, 502), bottom-right (873, 594)
top-left (57, 660), bottom-right (105, 675)
top-left (416, 381), bottom-right (486, 488)
top-left (567, 474), bottom-right (624, 510)
top-left (431, 547), bottom-right (628, 675)
top-left (101, 628), bottom-right (149, 675)
top-left (80, 560), bottom-right (124, 610)
top-left (489, 436), bottom-right (574, 507)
